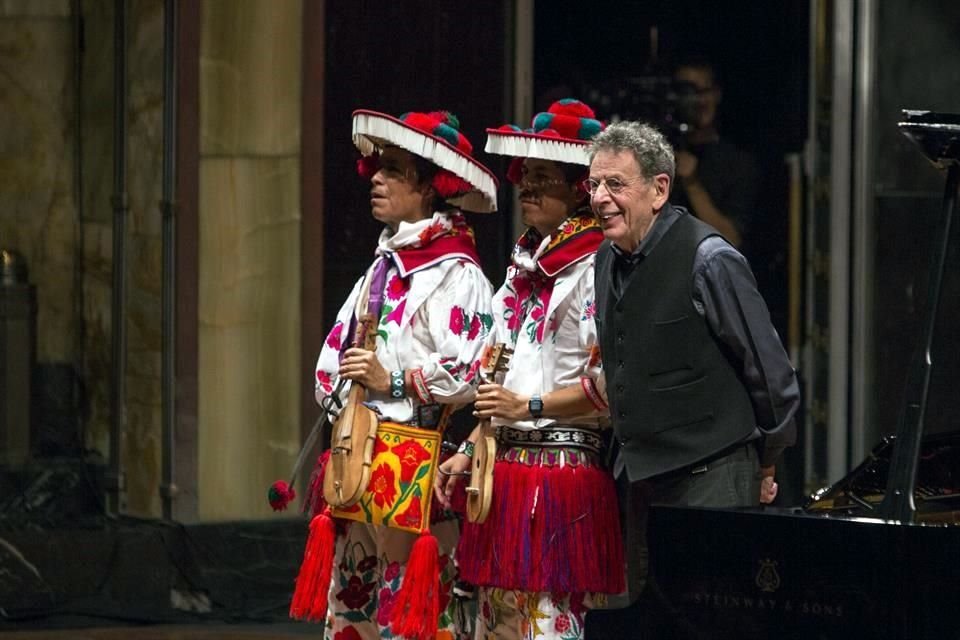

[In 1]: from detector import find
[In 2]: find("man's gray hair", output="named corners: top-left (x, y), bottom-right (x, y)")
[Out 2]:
top-left (589, 121), bottom-right (675, 184)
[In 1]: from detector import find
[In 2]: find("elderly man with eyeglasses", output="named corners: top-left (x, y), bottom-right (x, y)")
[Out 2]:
top-left (587, 120), bottom-right (800, 616)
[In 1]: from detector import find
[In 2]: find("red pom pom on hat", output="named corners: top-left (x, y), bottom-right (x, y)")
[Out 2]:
top-left (547, 98), bottom-right (597, 119)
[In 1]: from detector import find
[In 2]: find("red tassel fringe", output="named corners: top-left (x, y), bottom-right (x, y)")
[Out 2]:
top-left (289, 509), bottom-right (337, 622)
top-left (389, 531), bottom-right (441, 640)
top-left (303, 449), bottom-right (331, 517)
top-left (458, 458), bottom-right (624, 594)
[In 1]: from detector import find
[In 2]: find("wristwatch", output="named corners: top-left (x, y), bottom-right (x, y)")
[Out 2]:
top-left (528, 394), bottom-right (544, 419)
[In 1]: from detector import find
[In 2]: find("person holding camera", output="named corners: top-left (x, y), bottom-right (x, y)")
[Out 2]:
top-left (671, 57), bottom-right (759, 249)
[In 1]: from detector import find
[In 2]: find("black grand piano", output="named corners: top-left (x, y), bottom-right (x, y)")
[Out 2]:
top-left (588, 111), bottom-right (960, 639)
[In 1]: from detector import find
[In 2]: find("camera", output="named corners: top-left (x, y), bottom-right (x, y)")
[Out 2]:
top-left (581, 74), bottom-right (700, 149)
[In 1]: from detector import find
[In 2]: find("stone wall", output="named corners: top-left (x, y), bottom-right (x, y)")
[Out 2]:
top-left (0, 0), bottom-right (77, 367)
top-left (78, 0), bottom-right (164, 517)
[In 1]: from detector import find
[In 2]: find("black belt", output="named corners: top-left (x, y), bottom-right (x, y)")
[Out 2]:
top-left (650, 439), bottom-right (757, 482)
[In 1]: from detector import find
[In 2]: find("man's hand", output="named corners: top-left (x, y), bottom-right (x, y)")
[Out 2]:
top-left (474, 383), bottom-right (529, 422)
top-left (760, 465), bottom-right (778, 504)
top-left (433, 452), bottom-right (472, 509)
top-left (339, 347), bottom-right (390, 394)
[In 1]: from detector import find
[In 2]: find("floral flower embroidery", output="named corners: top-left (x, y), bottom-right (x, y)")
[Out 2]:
top-left (384, 298), bottom-right (406, 326)
top-left (335, 576), bottom-right (376, 610)
top-left (356, 555), bottom-right (377, 573)
top-left (449, 306), bottom-right (465, 334)
top-left (464, 359), bottom-right (482, 383)
top-left (467, 314), bottom-right (482, 340)
top-left (369, 463), bottom-right (397, 509)
top-left (391, 439), bottom-right (431, 483)
top-left (395, 495), bottom-right (423, 529)
top-left (384, 561), bottom-right (401, 583)
top-left (375, 586), bottom-right (397, 627)
top-left (417, 220), bottom-right (447, 247)
top-left (386, 274), bottom-right (409, 301)
top-left (333, 627), bottom-right (362, 640)
top-left (581, 299), bottom-right (596, 321)
top-left (325, 321), bottom-right (344, 350)
top-left (316, 370), bottom-right (333, 394)
top-left (555, 613), bottom-right (572, 633)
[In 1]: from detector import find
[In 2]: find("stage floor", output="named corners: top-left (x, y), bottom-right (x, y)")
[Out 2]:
top-left (1, 623), bottom-right (319, 638)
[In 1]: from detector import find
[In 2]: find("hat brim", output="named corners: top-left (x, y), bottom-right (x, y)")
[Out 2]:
top-left (352, 110), bottom-right (499, 213)
top-left (484, 129), bottom-right (592, 166)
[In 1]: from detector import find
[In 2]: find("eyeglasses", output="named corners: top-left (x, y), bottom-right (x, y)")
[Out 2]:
top-left (582, 176), bottom-right (638, 196)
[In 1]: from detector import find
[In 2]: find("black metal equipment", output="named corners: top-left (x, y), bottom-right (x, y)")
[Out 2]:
top-left (0, 249), bottom-right (36, 468)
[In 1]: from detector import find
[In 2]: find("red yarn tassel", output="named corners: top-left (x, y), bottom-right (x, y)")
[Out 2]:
top-left (390, 531), bottom-right (440, 640)
top-left (289, 509), bottom-right (337, 622)
top-left (303, 449), bottom-right (331, 517)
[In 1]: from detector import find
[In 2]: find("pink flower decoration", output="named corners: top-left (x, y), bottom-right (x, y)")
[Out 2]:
top-left (325, 322), bottom-right (344, 350)
top-left (582, 300), bottom-right (596, 320)
top-left (384, 561), bottom-right (401, 582)
top-left (467, 314), bottom-right (481, 340)
top-left (316, 370), bottom-right (333, 394)
top-left (531, 306), bottom-right (547, 343)
top-left (376, 586), bottom-right (397, 627)
top-left (386, 275), bottom-right (409, 301)
top-left (449, 306), bottom-right (465, 334)
top-left (385, 298), bottom-right (407, 326)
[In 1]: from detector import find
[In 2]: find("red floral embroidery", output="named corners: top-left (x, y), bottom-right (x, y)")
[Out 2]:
top-left (449, 306), bottom-right (465, 334)
top-left (386, 275), bottom-right (409, 301)
top-left (369, 463), bottom-right (397, 509)
top-left (325, 322), bottom-right (344, 350)
top-left (335, 576), bottom-right (376, 610)
top-left (394, 495), bottom-right (423, 529)
top-left (417, 221), bottom-right (446, 246)
top-left (582, 299), bottom-right (596, 320)
top-left (356, 555), bottom-right (377, 573)
top-left (374, 436), bottom-right (390, 457)
top-left (385, 298), bottom-right (407, 326)
top-left (530, 306), bottom-right (547, 343)
top-left (467, 314), bottom-right (481, 340)
top-left (463, 359), bottom-right (481, 383)
top-left (334, 627), bottom-right (362, 640)
top-left (555, 613), bottom-right (572, 633)
top-left (391, 439), bottom-right (431, 483)
top-left (316, 370), bottom-right (333, 394)
top-left (384, 561), bottom-right (401, 582)
top-left (375, 586), bottom-right (397, 627)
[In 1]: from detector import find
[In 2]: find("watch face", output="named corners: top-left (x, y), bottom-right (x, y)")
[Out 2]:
top-left (529, 396), bottom-right (543, 416)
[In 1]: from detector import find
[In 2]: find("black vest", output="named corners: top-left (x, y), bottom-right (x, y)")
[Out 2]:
top-left (595, 211), bottom-right (756, 481)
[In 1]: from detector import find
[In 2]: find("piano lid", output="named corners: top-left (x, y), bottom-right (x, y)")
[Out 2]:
top-left (898, 109), bottom-right (960, 168)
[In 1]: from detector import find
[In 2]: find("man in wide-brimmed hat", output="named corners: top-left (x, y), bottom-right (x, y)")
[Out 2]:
top-left (436, 99), bottom-right (625, 640)
top-left (292, 108), bottom-right (498, 640)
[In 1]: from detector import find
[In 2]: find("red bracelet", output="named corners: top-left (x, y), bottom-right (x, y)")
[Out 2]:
top-left (411, 368), bottom-right (434, 404)
top-left (581, 376), bottom-right (608, 411)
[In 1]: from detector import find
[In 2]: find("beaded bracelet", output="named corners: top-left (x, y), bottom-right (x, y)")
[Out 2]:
top-left (390, 370), bottom-right (405, 399)
top-left (457, 440), bottom-right (475, 458)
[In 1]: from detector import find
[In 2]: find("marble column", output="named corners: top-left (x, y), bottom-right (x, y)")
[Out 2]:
top-left (197, 0), bottom-right (302, 520)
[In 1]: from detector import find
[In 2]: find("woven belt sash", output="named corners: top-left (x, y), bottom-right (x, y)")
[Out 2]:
top-left (496, 424), bottom-right (605, 455)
